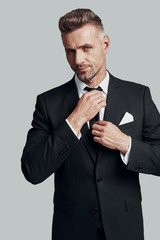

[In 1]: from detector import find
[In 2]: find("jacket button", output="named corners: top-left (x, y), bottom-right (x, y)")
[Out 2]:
top-left (66, 143), bottom-right (72, 149)
top-left (97, 177), bottom-right (102, 183)
top-left (91, 208), bottom-right (98, 215)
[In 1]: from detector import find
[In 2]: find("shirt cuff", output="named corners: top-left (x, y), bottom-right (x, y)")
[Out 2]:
top-left (120, 137), bottom-right (132, 165)
top-left (65, 119), bottom-right (82, 139)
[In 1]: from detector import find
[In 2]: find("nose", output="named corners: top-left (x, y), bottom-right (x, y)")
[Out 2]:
top-left (75, 50), bottom-right (84, 65)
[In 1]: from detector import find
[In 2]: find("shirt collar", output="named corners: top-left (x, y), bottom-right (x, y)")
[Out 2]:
top-left (74, 71), bottom-right (110, 97)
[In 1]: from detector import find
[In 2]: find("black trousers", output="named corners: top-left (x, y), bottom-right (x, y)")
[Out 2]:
top-left (96, 228), bottom-right (106, 240)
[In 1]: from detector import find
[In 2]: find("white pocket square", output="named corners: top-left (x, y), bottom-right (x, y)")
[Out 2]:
top-left (119, 112), bottom-right (134, 126)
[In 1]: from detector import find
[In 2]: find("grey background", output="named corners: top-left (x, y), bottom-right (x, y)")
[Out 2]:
top-left (1, 0), bottom-right (160, 239)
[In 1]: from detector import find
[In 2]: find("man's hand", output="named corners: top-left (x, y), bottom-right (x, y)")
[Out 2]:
top-left (67, 90), bottom-right (106, 134)
top-left (92, 121), bottom-right (130, 154)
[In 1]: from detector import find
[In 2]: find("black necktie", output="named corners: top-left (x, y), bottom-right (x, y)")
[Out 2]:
top-left (84, 86), bottom-right (104, 229)
top-left (84, 86), bottom-right (103, 129)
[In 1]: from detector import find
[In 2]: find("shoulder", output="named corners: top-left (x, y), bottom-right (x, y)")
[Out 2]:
top-left (37, 77), bottom-right (75, 100)
top-left (109, 73), bottom-right (149, 95)
top-left (110, 73), bottom-right (147, 89)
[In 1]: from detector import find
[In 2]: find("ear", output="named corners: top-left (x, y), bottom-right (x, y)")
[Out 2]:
top-left (103, 35), bottom-right (110, 54)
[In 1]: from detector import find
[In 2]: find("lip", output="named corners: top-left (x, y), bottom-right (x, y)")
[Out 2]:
top-left (76, 66), bottom-right (89, 72)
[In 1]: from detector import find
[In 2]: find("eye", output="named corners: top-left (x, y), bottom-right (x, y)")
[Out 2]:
top-left (84, 46), bottom-right (91, 51)
top-left (66, 49), bottom-right (75, 54)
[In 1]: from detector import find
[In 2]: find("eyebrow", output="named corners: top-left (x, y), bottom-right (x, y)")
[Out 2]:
top-left (65, 43), bottom-right (93, 51)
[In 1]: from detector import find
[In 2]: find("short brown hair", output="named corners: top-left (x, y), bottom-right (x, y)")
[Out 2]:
top-left (59, 8), bottom-right (104, 35)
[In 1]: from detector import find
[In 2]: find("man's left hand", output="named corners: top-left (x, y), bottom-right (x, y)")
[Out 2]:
top-left (92, 121), bottom-right (130, 155)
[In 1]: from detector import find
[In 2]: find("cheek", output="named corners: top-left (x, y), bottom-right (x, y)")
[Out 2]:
top-left (86, 53), bottom-right (96, 65)
top-left (97, 52), bottom-right (106, 65)
top-left (89, 49), bottom-right (105, 66)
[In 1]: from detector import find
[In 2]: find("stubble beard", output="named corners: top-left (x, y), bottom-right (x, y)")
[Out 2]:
top-left (76, 66), bottom-right (102, 84)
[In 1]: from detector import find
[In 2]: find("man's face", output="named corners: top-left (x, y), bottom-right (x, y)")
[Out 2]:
top-left (62, 24), bottom-right (110, 84)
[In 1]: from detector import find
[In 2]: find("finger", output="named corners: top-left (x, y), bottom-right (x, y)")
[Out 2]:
top-left (88, 98), bottom-right (106, 114)
top-left (91, 129), bottom-right (101, 137)
top-left (92, 96), bottom-right (106, 108)
top-left (94, 120), bottom-right (108, 126)
top-left (84, 90), bottom-right (103, 97)
top-left (83, 92), bottom-right (105, 107)
top-left (94, 95), bottom-right (106, 103)
top-left (93, 136), bottom-right (102, 144)
top-left (92, 122), bottom-right (105, 130)
top-left (97, 120), bottom-right (107, 125)
top-left (98, 98), bottom-right (107, 108)
top-left (90, 94), bottom-right (106, 105)
top-left (94, 98), bottom-right (106, 110)
top-left (83, 89), bottom-right (106, 103)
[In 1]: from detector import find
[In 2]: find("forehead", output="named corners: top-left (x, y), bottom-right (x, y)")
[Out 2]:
top-left (62, 24), bottom-right (101, 48)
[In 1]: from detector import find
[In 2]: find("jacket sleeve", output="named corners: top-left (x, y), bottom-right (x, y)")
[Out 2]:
top-left (127, 87), bottom-right (160, 176)
top-left (21, 94), bottom-right (79, 184)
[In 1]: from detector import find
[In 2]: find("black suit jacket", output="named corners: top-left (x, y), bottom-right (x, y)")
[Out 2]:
top-left (21, 73), bottom-right (160, 240)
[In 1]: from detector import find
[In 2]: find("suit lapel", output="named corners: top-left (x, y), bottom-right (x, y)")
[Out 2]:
top-left (97, 74), bottom-right (125, 161)
top-left (66, 77), bottom-right (96, 164)
top-left (103, 74), bottom-right (124, 125)
top-left (65, 78), bottom-right (79, 113)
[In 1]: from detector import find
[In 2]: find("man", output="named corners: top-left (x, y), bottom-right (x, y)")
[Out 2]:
top-left (21, 8), bottom-right (160, 240)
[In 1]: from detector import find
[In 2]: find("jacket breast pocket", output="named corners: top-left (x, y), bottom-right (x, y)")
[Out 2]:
top-left (119, 121), bottom-right (137, 131)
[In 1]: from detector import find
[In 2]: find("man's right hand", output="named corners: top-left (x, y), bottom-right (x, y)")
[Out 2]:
top-left (67, 90), bottom-right (106, 135)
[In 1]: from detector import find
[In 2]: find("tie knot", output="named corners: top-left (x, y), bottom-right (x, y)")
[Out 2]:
top-left (84, 86), bottom-right (103, 92)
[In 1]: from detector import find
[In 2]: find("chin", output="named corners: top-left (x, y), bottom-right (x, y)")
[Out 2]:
top-left (77, 73), bottom-right (95, 83)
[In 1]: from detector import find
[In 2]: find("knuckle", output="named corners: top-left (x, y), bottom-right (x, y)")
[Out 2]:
top-left (101, 138), bottom-right (105, 144)
top-left (101, 132), bottom-right (105, 138)
top-left (106, 122), bottom-right (110, 127)
top-left (84, 94), bottom-right (89, 100)
top-left (108, 121), bottom-right (112, 126)
top-left (86, 96), bottom-right (91, 103)
top-left (101, 127), bottom-right (105, 133)
top-left (83, 94), bottom-right (86, 100)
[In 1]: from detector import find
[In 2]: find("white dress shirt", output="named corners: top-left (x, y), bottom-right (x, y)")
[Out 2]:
top-left (66, 71), bottom-right (131, 165)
